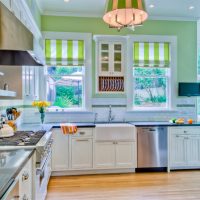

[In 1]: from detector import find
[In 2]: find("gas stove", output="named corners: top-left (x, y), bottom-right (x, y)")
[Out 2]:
top-left (0, 130), bottom-right (46, 146)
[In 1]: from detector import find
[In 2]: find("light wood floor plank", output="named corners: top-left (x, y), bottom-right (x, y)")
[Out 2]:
top-left (47, 171), bottom-right (200, 200)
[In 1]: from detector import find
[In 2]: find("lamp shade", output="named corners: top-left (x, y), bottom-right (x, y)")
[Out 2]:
top-left (103, 0), bottom-right (148, 29)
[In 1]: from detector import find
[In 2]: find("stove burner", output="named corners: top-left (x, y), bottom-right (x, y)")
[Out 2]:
top-left (0, 130), bottom-right (46, 146)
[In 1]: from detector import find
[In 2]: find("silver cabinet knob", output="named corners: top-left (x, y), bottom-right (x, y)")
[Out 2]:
top-left (22, 172), bottom-right (29, 181)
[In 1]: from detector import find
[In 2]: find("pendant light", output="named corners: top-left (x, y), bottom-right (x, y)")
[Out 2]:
top-left (103, 0), bottom-right (148, 31)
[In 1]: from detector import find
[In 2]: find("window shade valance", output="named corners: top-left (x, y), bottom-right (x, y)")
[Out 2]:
top-left (45, 39), bottom-right (85, 66)
top-left (133, 42), bottom-right (170, 67)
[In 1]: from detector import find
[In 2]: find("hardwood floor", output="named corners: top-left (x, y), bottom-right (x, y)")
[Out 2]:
top-left (47, 171), bottom-right (200, 200)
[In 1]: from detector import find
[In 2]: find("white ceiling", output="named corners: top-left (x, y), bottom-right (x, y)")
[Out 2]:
top-left (37, 0), bottom-right (200, 20)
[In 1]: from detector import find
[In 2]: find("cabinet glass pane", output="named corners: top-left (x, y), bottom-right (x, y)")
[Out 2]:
top-left (101, 52), bottom-right (109, 62)
top-left (101, 44), bottom-right (109, 51)
top-left (114, 63), bottom-right (122, 72)
top-left (101, 63), bottom-right (109, 72)
top-left (114, 52), bottom-right (121, 62)
top-left (114, 44), bottom-right (121, 51)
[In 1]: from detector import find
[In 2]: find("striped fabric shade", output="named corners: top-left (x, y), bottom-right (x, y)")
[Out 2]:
top-left (45, 39), bottom-right (85, 66)
top-left (133, 42), bottom-right (170, 67)
top-left (106, 0), bottom-right (146, 12)
top-left (103, 0), bottom-right (148, 29)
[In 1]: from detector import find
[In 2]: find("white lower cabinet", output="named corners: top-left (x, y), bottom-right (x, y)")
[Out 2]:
top-left (170, 134), bottom-right (187, 167)
top-left (51, 127), bottom-right (136, 174)
top-left (186, 135), bottom-right (200, 166)
top-left (115, 142), bottom-right (135, 168)
top-left (19, 155), bottom-right (33, 200)
top-left (169, 127), bottom-right (200, 169)
top-left (94, 141), bottom-right (135, 169)
top-left (94, 142), bottom-right (115, 169)
top-left (71, 138), bottom-right (93, 169)
top-left (52, 129), bottom-right (69, 171)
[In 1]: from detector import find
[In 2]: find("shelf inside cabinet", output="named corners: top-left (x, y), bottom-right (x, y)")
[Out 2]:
top-left (0, 90), bottom-right (16, 97)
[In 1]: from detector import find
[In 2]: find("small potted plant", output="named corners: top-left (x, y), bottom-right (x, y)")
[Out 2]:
top-left (32, 101), bottom-right (50, 124)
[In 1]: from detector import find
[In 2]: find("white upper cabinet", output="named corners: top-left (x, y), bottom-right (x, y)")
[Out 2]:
top-left (98, 42), bottom-right (124, 76)
top-left (23, 66), bottom-right (39, 101)
top-left (94, 36), bottom-right (126, 77)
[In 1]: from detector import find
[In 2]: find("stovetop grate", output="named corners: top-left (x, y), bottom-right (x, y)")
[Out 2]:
top-left (0, 130), bottom-right (46, 146)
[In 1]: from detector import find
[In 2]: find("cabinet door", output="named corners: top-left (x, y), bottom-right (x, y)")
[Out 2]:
top-left (94, 142), bottom-right (115, 169)
top-left (170, 134), bottom-right (187, 167)
top-left (187, 135), bottom-right (200, 167)
top-left (71, 138), bottom-right (93, 169)
top-left (19, 157), bottom-right (32, 200)
top-left (23, 66), bottom-right (39, 100)
top-left (52, 129), bottom-right (69, 171)
top-left (115, 142), bottom-right (135, 168)
top-left (99, 43), bottom-right (110, 76)
top-left (112, 43), bottom-right (123, 76)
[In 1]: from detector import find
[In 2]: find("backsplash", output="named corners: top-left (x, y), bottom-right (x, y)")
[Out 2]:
top-left (22, 97), bottom-right (197, 124)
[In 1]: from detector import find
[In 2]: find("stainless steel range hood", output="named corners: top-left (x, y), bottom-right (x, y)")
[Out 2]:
top-left (0, 2), bottom-right (43, 66)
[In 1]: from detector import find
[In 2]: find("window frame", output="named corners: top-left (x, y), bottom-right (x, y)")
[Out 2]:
top-left (42, 32), bottom-right (92, 112)
top-left (126, 35), bottom-right (177, 112)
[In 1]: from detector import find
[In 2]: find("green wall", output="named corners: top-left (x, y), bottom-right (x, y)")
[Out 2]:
top-left (41, 16), bottom-right (197, 97)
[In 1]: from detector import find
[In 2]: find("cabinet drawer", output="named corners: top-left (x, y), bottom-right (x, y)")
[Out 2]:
top-left (72, 128), bottom-right (93, 137)
top-left (170, 127), bottom-right (200, 135)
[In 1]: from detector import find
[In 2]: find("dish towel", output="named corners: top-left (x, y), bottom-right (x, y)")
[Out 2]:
top-left (60, 123), bottom-right (78, 135)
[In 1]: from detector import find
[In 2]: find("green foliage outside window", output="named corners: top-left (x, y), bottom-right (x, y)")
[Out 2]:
top-left (47, 66), bottom-right (83, 109)
top-left (134, 68), bottom-right (168, 108)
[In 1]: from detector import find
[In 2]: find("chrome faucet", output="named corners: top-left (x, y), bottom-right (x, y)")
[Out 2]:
top-left (108, 105), bottom-right (115, 122)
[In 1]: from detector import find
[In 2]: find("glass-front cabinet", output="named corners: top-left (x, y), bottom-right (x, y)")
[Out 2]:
top-left (97, 38), bottom-right (125, 77)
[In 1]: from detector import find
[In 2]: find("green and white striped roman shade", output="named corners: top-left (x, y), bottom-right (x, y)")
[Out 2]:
top-left (133, 42), bottom-right (170, 67)
top-left (45, 39), bottom-right (85, 66)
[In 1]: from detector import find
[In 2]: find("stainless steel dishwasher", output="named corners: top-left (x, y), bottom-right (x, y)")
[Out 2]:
top-left (137, 126), bottom-right (168, 171)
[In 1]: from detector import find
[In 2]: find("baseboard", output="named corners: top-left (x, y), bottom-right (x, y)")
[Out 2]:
top-left (51, 168), bottom-right (135, 176)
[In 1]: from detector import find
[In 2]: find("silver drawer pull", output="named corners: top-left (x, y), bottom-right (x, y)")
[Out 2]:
top-left (79, 132), bottom-right (85, 135)
top-left (184, 131), bottom-right (187, 133)
top-left (77, 139), bottom-right (89, 142)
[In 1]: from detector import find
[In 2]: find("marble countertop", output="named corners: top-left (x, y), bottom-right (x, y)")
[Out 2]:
top-left (129, 121), bottom-right (200, 126)
top-left (0, 149), bottom-right (34, 199)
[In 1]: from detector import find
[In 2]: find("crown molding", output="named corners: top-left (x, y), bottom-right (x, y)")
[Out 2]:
top-left (35, 0), bottom-right (44, 13)
top-left (42, 10), bottom-right (199, 21)
top-left (43, 10), bottom-right (103, 18)
top-left (149, 15), bottom-right (199, 22)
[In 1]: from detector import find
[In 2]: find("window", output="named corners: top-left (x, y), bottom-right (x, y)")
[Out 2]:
top-left (43, 32), bottom-right (92, 111)
top-left (46, 66), bottom-right (85, 111)
top-left (131, 41), bottom-right (172, 110)
top-left (133, 67), bottom-right (170, 109)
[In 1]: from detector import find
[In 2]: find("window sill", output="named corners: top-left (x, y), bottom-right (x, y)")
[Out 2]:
top-left (127, 109), bottom-right (177, 113)
top-left (35, 109), bottom-right (93, 114)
